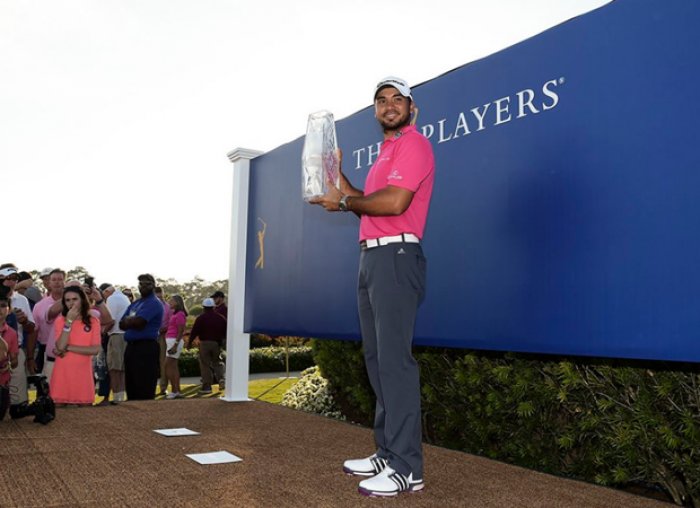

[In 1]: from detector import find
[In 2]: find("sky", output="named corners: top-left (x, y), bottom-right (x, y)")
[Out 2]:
top-left (0, 0), bottom-right (610, 287)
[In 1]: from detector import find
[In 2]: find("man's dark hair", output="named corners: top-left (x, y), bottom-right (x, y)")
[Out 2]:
top-left (49, 269), bottom-right (66, 278)
top-left (155, 286), bottom-right (163, 293)
top-left (138, 274), bottom-right (156, 285)
top-left (99, 283), bottom-right (112, 292)
top-left (17, 271), bottom-right (33, 282)
top-left (0, 263), bottom-right (17, 270)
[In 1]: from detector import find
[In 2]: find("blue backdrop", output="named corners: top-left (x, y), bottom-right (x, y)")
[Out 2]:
top-left (244, 0), bottom-right (700, 363)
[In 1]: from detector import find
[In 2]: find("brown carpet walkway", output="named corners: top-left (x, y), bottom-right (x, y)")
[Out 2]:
top-left (0, 399), bottom-right (668, 507)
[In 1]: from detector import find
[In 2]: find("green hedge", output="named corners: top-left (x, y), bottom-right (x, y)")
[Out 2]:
top-left (311, 339), bottom-right (374, 426)
top-left (250, 334), bottom-right (311, 349)
top-left (312, 340), bottom-right (700, 506)
top-left (178, 345), bottom-right (315, 377)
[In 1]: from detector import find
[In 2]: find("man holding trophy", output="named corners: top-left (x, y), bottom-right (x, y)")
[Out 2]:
top-left (310, 76), bottom-right (435, 497)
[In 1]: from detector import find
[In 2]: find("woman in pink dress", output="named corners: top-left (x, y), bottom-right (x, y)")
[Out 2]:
top-left (51, 286), bottom-right (101, 405)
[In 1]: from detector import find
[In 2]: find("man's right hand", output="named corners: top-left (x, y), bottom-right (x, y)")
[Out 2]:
top-left (66, 306), bottom-right (81, 322)
top-left (14, 309), bottom-right (28, 324)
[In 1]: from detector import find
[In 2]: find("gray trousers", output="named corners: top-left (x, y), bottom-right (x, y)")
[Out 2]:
top-left (358, 242), bottom-right (426, 478)
top-left (198, 341), bottom-right (225, 390)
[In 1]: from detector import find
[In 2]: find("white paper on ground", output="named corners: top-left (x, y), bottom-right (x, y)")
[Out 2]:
top-left (153, 428), bottom-right (201, 437)
top-left (186, 451), bottom-right (242, 465)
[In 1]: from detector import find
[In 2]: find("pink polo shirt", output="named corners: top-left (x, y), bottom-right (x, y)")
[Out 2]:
top-left (166, 310), bottom-right (186, 338)
top-left (32, 295), bottom-right (57, 346)
top-left (359, 125), bottom-right (435, 241)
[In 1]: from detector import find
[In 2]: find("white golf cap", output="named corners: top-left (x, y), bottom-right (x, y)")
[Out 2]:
top-left (0, 267), bottom-right (18, 277)
top-left (374, 76), bottom-right (412, 100)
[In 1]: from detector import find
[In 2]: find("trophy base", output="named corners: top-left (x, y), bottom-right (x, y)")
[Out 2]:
top-left (303, 193), bottom-right (323, 202)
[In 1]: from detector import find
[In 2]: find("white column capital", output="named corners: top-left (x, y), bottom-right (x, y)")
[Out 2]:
top-left (227, 148), bottom-right (263, 164)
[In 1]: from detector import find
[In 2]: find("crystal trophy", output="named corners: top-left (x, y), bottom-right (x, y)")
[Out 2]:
top-left (302, 110), bottom-right (340, 201)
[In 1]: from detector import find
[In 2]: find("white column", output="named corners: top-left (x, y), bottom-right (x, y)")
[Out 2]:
top-left (221, 147), bottom-right (263, 402)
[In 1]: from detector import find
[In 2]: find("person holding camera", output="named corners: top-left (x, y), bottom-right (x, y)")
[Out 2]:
top-left (82, 277), bottom-right (113, 404)
top-left (50, 286), bottom-right (101, 405)
top-left (0, 265), bottom-right (37, 408)
top-left (83, 276), bottom-right (114, 333)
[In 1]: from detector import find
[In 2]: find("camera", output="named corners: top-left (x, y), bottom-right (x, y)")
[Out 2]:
top-left (9, 375), bottom-right (55, 425)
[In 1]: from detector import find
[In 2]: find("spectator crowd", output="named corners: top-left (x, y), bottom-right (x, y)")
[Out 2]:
top-left (0, 263), bottom-right (229, 418)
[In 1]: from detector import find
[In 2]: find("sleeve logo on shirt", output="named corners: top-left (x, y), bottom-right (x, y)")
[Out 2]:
top-left (388, 169), bottom-right (403, 181)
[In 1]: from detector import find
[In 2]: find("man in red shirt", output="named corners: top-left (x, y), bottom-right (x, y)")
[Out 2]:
top-left (311, 76), bottom-right (435, 497)
top-left (188, 298), bottom-right (226, 393)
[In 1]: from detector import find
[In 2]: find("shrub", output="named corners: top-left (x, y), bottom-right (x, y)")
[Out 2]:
top-left (250, 333), bottom-right (274, 348)
top-left (311, 339), bottom-right (374, 426)
top-left (250, 334), bottom-right (311, 349)
top-left (311, 340), bottom-right (700, 506)
top-left (248, 346), bottom-right (315, 373)
top-left (281, 366), bottom-right (344, 419)
top-left (178, 348), bottom-right (202, 377)
top-left (178, 345), bottom-right (315, 377)
top-left (551, 362), bottom-right (700, 506)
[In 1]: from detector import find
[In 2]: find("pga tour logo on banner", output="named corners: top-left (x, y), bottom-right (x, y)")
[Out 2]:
top-left (351, 76), bottom-right (565, 170)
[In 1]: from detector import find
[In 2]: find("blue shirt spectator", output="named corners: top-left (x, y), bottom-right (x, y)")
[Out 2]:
top-left (123, 293), bottom-right (163, 342)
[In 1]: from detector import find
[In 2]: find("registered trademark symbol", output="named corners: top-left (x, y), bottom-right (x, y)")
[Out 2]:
top-left (559, 77), bottom-right (566, 84)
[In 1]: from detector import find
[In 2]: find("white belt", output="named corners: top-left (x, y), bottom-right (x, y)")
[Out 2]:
top-left (361, 233), bottom-right (420, 249)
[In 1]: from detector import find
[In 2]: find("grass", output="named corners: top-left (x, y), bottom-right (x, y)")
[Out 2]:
top-left (28, 376), bottom-right (299, 405)
top-left (248, 377), bottom-right (298, 402)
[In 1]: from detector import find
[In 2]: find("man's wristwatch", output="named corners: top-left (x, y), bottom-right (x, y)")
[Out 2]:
top-left (339, 195), bottom-right (350, 212)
